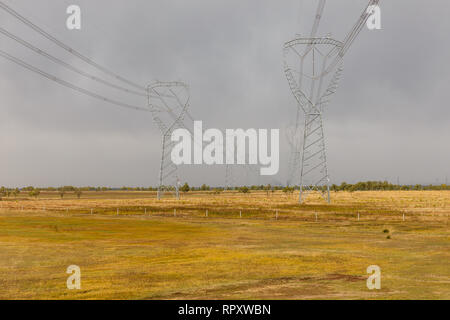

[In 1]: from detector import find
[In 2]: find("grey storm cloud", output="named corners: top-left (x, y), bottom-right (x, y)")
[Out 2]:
top-left (0, 0), bottom-right (449, 188)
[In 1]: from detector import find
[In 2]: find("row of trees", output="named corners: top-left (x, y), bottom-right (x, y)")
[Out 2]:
top-left (0, 186), bottom-right (82, 200)
top-left (20, 186), bottom-right (155, 192)
top-left (0, 187), bottom-right (21, 199)
top-left (330, 181), bottom-right (450, 192)
top-left (1, 181), bottom-right (449, 200)
top-left (178, 181), bottom-right (450, 194)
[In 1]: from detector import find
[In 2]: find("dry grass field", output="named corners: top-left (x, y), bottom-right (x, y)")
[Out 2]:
top-left (0, 190), bottom-right (448, 299)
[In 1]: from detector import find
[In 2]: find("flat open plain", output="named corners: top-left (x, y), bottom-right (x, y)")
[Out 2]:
top-left (0, 190), bottom-right (448, 299)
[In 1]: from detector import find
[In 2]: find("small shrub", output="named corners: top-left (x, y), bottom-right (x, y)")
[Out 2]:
top-left (180, 183), bottom-right (190, 193)
top-left (239, 186), bottom-right (250, 194)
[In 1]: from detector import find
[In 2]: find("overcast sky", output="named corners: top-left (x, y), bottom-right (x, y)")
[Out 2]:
top-left (0, 0), bottom-right (449, 188)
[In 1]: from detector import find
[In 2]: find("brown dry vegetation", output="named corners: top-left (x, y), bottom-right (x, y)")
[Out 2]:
top-left (0, 190), bottom-right (448, 299)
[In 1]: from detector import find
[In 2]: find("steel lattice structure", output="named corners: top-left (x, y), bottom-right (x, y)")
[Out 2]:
top-left (284, 0), bottom-right (380, 203)
top-left (0, 1), bottom-right (196, 199)
top-left (147, 82), bottom-right (190, 200)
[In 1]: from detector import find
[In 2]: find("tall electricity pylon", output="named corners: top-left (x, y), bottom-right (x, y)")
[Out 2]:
top-left (0, 1), bottom-right (195, 199)
top-left (284, 37), bottom-right (343, 203)
top-left (147, 81), bottom-right (190, 200)
top-left (284, 0), bottom-right (380, 203)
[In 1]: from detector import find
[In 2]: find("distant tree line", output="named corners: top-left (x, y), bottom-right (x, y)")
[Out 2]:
top-left (175, 181), bottom-right (450, 194)
top-left (0, 181), bottom-right (448, 200)
top-left (329, 181), bottom-right (450, 192)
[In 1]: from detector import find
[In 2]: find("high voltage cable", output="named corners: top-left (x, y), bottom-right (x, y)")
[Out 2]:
top-left (0, 1), bottom-right (147, 92)
top-left (324, 0), bottom-right (380, 75)
top-left (0, 1), bottom-right (194, 122)
top-left (0, 49), bottom-right (149, 112)
top-left (0, 27), bottom-right (148, 98)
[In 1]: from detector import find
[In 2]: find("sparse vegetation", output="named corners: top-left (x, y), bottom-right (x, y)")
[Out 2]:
top-left (0, 189), bottom-right (448, 299)
top-left (59, 188), bottom-right (66, 199)
top-left (283, 186), bottom-right (295, 196)
top-left (28, 189), bottom-right (41, 198)
top-left (74, 188), bottom-right (82, 199)
top-left (180, 183), bottom-right (190, 194)
top-left (238, 186), bottom-right (250, 194)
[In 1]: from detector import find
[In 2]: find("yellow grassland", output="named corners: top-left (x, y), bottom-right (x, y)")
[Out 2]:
top-left (0, 190), bottom-right (448, 299)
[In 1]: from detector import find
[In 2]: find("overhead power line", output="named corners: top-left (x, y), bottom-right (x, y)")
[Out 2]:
top-left (0, 0), bottom-right (147, 92)
top-left (283, 0), bottom-right (379, 203)
top-left (0, 49), bottom-right (149, 112)
top-left (0, 27), bottom-right (148, 98)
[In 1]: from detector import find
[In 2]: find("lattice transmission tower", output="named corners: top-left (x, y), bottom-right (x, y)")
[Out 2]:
top-left (284, 0), bottom-right (380, 203)
top-left (0, 1), bottom-right (195, 199)
top-left (147, 81), bottom-right (190, 200)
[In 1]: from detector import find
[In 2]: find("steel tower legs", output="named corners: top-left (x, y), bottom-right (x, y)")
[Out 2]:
top-left (299, 111), bottom-right (330, 203)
